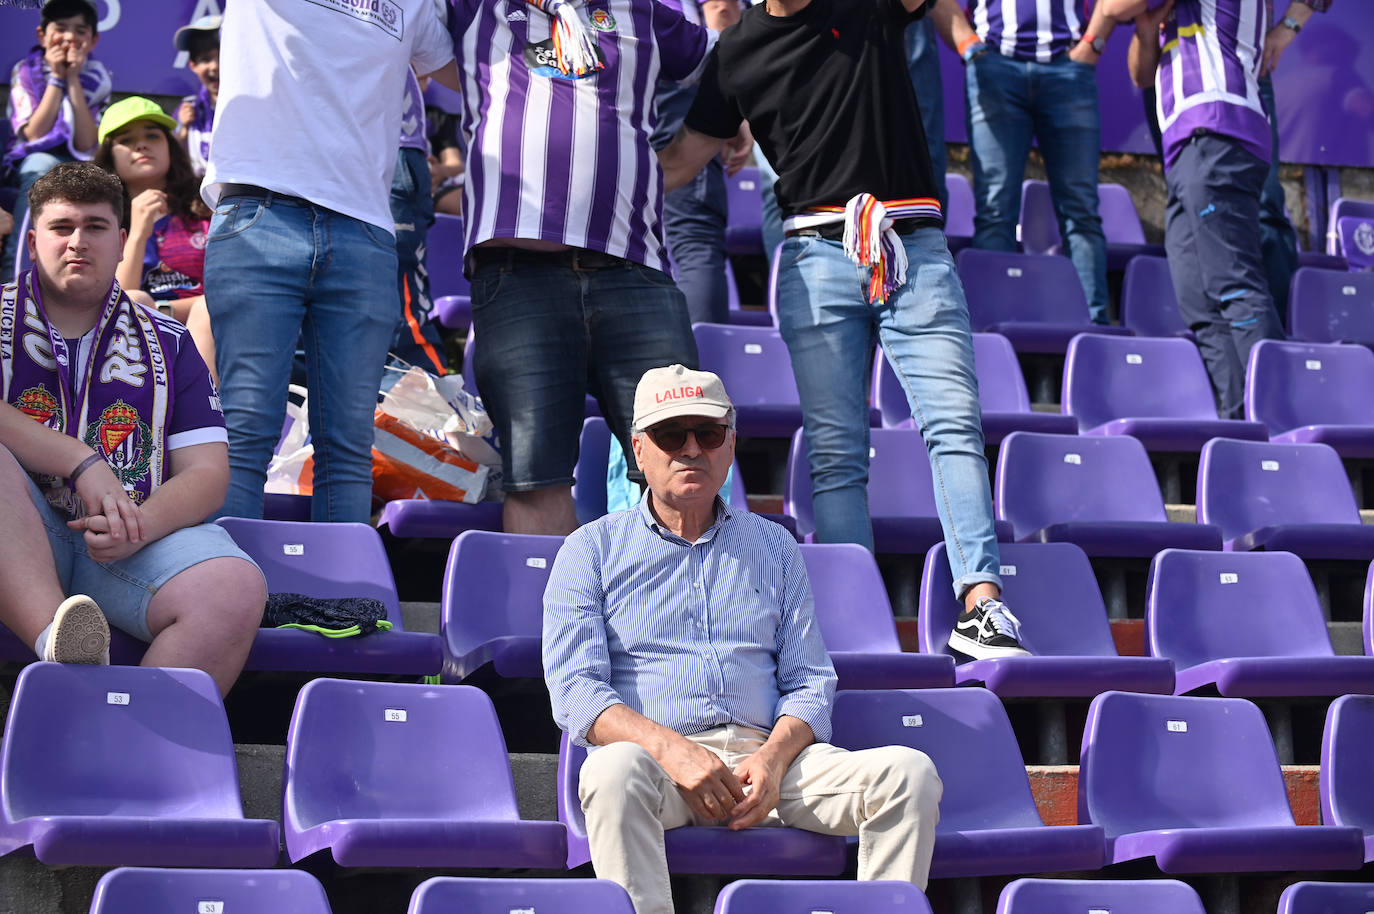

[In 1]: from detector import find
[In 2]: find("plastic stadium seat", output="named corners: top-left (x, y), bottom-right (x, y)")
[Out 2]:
top-left (427, 213), bottom-right (471, 331)
top-left (0, 664), bottom-right (280, 866)
top-left (1018, 179), bottom-right (1161, 270)
top-left (1288, 268), bottom-right (1374, 345)
top-left (1335, 216), bottom-right (1374, 272)
top-left (558, 733), bottom-right (847, 874)
top-left (1278, 882), bottom-right (1374, 914)
top-left (996, 878), bottom-right (1205, 914)
top-left (725, 165), bottom-right (764, 257)
top-left (1321, 695), bottom-right (1374, 862)
top-left (1120, 255), bottom-right (1193, 340)
top-left (1245, 340), bottom-right (1374, 457)
top-left (715, 879), bottom-right (933, 914)
top-left (1197, 438), bottom-right (1374, 557)
top-left (1079, 690), bottom-right (1365, 873)
top-left (1367, 561), bottom-right (1374, 656)
top-left (217, 517), bottom-right (442, 675)
top-left (799, 543), bottom-right (954, 689)
top-left (693, 323), bottom-right (805, 437)
top-left (724, 257), bottom-right (772, 326)
top-left (1063, 333), bottom-right (1267, 449)
top-left (90, 868), bottom-right (330, 914)
top-left (832, 688), bottom-right (1106, 877)
top-left (1327, 197), bottom-right (1374, 255)
top-left (441, 530), bottom-right (560, 682)
top-left (995, 432), bottom-right (1222, 556)
top-left (284, 679), bottom-right (566, 867)
top-left (1146, 549), bottom-right (1374, 697)
top-left (945, 173), bottom-right (975, 246)
top-left (408, 877), bottom-right (634, 914)
top-left (871, 335), bottom-right (1077, 441)
top-left (786, 427), bottom-right (1015, 550)
top-left (956, 249), bottom-right (1131, 354)
top-left (919, 542), bottom-right (1174, 696)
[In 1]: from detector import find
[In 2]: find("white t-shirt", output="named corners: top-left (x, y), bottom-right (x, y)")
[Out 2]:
top-left (202, 0), bottom-right (454, 233)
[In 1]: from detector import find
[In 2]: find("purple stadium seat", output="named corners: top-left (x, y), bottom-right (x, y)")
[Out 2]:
top-left (90, 868), bottom-right (330, 914)
top-left (284, 678), bottom-right (567, 867)
top-left (408, 877), bottom-right (634, 914)
top-left (216, 518), bottom-right (442, 675)
top-left (1119, 255), bottom-right (1193, 340)
top-left (427, 213), bottom-right (471, 331)
top-left (715, 879), bottom-right (932, 913)
top-left (871, 335), bottom-right (1077, 442)
top-left (1079, 690), bottom-right (1365, 873)
top-left (1278, 882), bottom-right (1374, 914)
top-left (1146, 549), bottom-right (1374, 696)
top-left (832, 688), bottom-right (1106, 877)
top-left (955, 249), bottom-right (1132, 355)
top-left (0, 664), bottom-right (280, 866)
top-left (996, 878), bottom-right (1205, 914)
top-left (1327, 197), bottom-right (1374, 255)
top-left (1320, 695), bottom-right (1374, 862)
top-left (1288, 268), bottom-right (1374, 346)
top-left (1019, 180), bottom-right (1160, 270)
top-left (693, 323), bottom-right (807, 437)
top-left (724, 257), bottom-right (772, 326)
top-left (919, 542), bottom-right (1174, 696)
top-left (786, 427), bottom-right (1015, 550)
top-left (725, 165), bottom-right (764, 257)
top-left (1196, 438), bottom-right (1374, 557)
top-left (1063, 334), bottom-right (1268, 449)
top-left (1245, 340), bottom-right (1374, 457)
top-left (995, 432), bottom-right (1222, 556)
top-left (946, 173), bottom-right (975, 247)
top-left (1366, 561), bottom-right (1374, 656)
top-left (558, 733), bottom-right (847, 874)
top-left (799, 543), bottom-right (954, 689)
top-left (440, 530), bottom-right (561, 682)
top-left (1336, 217), bottom-right (1374, 272)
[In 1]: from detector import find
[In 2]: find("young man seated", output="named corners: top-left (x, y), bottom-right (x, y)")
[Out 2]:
top-left (0, 162), bottom-right (264, 696)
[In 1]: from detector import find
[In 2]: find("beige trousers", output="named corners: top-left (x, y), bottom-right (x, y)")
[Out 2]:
top-left (578, 723), bottom-right (942, 914)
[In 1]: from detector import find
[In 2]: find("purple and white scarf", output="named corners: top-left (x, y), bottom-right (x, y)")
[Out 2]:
top-left (183, 84), bottom-right (215, 176)
top-left (1, 270), bottom-right (171, 516)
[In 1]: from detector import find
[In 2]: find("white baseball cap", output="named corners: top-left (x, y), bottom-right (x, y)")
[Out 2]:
top-left (633, 364), bottom-right (733, 429)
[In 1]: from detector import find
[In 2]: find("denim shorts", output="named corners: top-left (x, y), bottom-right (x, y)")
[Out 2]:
top-left (468, 249), bottom-right (697, 490)
top-left (26, 475), bottom-right (259, 642)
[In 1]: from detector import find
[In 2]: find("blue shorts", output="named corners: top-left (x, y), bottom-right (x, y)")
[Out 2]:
top-left (26, 475), bottom-right (260, 642)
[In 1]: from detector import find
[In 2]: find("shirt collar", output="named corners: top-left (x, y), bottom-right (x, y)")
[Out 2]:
top-left (637, 490), bottom-right (734, 544)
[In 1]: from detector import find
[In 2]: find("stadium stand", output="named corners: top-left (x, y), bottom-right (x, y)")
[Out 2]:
top-left (995, 878), bottom-right (1206, 914)
top-left (692, 323), bottom-right (809, 438)
top-left (724, 165), bottom-right (764, 258)
top-left (90, 867), bottom-right (332, 914)
top-left (831, 688), bottom-right (1106, 878)
top-left (1327, 197), bottom-right (1374, 256)
top-left (1286, 267), bottom-right (1374, 346)
top-left (1245, 340), bottom-right (1374, 456)
top-left (407, 876), bottom-right (635, 914)
top-left (283, 678), bottom-right (567, 867)
top-left (919, 541), bottom-right (1174, 696)
top-left (714, 879), bottom-right (933, 913)
top-left (1119, 254), bottom-right (1193, 340)
top-left (0, 663), bottom-right (280, 866)
top-left (1018, 180), bottom-right (1162, 270)
top-left (1078, 690), bottom-right (1365, 873)
top-left (1320, 695), bottom-right (1374, 863)
top-left (1334, 216), bottom-right (1374, 272)
top-left (428, 213), bottom-right (472, 331)
top-left (1278, 882), bottom-right (1374, 914)
top-left (944, 173), bottom-right (976, 250)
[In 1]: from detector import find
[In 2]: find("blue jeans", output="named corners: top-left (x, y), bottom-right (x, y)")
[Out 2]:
top-left (3, 149), bottom-right (72, 278)
top-left (663, 159), bottom-right (730, 325)
top-left (755, 145), bottom-right (785, 267)
top-left (203, 192), bottom-right (400, 522)
top-left (906, 16), bottom-right (947, 213)
top-left (1258, 75), bottom-right (1299, 326)
top-left (775, 227), bottom-right (1001, 598)
top-left (965, 51), bottom-right (1109, 323)
top-left (469, 250), bottom-right (698, 489)
top-left (1165, 134), bottom-right (1284, 420)
top-left (389, 146), bottom-right (446, 378)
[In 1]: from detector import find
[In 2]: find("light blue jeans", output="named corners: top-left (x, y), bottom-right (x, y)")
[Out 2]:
top-left (203, 192), bottom-right (399, 523)
top-left (965, 51), bottom-right (1109, 323)
top-left (775, 227), bottom-right (1001, 598)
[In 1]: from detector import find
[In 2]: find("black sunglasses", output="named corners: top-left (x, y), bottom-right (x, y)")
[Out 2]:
top-left (646, 422), bottom-right (731, 452)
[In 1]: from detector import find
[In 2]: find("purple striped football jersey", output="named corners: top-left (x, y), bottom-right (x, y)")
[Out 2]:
top-left (966, 0), bottom-right (1089, 62)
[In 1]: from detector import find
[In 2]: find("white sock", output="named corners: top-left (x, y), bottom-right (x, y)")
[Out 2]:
top-left (34, 622), bottom-right (54, 660)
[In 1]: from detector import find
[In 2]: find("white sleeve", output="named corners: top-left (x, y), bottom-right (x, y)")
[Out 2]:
top-left (411, 0), bottom-right (457, 76)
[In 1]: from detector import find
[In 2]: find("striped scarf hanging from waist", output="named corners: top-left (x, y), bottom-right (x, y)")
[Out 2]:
top-left (783, 195), bottom-right (941, 304)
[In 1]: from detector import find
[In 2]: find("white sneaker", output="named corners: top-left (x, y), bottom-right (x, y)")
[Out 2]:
top-left (44, 595), bottom-right (110, 665)
top-left (947, 597), bottom-right (1030, 660)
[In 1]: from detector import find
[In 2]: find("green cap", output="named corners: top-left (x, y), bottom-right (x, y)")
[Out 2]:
top-left (98, 96), bottom-right (178, 146)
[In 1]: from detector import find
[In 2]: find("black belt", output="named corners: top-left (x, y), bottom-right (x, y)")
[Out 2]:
top-left (466, 245), bottom-right (631, 273)
top-left (219, 183), bottom-right (309, 205)
top-left (786, 216), bottom-right (927, 240)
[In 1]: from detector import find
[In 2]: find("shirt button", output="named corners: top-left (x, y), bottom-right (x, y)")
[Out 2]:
top-left (693, 582), bottom-right (701, 589)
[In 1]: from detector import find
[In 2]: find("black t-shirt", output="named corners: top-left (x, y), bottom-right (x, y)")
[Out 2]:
top-left (685, 0), bottom-right (940, 221)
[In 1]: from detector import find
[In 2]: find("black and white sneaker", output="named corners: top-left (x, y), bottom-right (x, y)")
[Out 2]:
top-left (947, 597), bottom-right (1030, 659)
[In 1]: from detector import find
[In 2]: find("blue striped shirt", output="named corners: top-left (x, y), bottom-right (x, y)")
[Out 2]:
top-left (543, 495), bottom-right (836, 747)
top-left (967, 0), bottom-right (1090, 62)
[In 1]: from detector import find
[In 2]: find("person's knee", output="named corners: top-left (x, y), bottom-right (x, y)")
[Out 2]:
top-left (152, 557), bottom-right (265, 636)
top-left (579, 741), bottom-right (664, 811)
top-left (871, 745), bottom-right (942, 816)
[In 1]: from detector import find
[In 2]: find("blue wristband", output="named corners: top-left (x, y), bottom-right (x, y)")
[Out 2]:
top-left (46, 75), bottom-right (66, 90)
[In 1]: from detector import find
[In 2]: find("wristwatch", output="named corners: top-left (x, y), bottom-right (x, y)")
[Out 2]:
top-left (1084, 33), bottom-right (1106, 54)
top-left (1280, 15), bottom-right (1302, 32)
